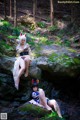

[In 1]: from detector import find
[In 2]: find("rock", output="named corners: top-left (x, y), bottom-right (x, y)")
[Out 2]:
top-left (51, 88), bottom-right (60, 99)
top-left (0, 57), bottom-right (15, 74)
top-left (32, 45), bottom-right (80, 98)
top-left (0, 44), bottom-right (80, 83)
top-left (33, 45), bottom-right (80, 79)
top-left (29, 59), bottom-right (41, 79)
top-left (1, 45), bottom-right (80, 80)
top-left (19, 102), bottom-right (50, 116)
top-left (0, 73), bottom-right (16, 100)
top-left (0, 45), bottom-right (80, 100)
top-left (0, 57), bottom-right (50, 101)
top-left (0, 57), bottom-right (41, 79)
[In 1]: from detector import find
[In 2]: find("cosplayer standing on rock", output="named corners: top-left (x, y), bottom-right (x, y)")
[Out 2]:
top-left (29, 78), bottom-right (62, 118)
top-left (13, 33), bottom-right (32, 90)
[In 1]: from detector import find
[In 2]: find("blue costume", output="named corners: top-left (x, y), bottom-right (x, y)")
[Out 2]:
top-left (32, 91), bottom-right (49, 104)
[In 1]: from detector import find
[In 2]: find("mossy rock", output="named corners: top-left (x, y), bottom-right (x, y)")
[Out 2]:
top-left (19, 103), bottom-right (63, 120)
top-left (19, 102), bottom-right (50, 116)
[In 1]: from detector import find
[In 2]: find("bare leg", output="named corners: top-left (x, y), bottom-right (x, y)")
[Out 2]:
top-left (39, 89), bottom-right (52, 111)
top-left (48, 100), bottom-right (62, 118)
top-left (24, 57), bottom-right (31, 77)
top-left (15, 58), bottom-right (25, 90)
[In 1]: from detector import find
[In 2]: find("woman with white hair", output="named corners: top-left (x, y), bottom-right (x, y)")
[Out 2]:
top-left (13, 33), bottom-right (31, 90)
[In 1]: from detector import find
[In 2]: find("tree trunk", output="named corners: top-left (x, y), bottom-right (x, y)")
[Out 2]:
top-left (50, 0), bottom-right (54, 26)
top-left (4, 0), bottom-right (7, 19)
top-left (71, 5), bottom-right (76, 23)
top-left (10, 0), bottom-right (12, 17)
top-left (14, 0), bottom-right (17, 27)
top-left (33, 0), bottom-right (37, 20)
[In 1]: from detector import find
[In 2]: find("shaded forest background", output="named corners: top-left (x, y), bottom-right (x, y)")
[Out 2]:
top-left (0, 0), bottom-right (80, 26)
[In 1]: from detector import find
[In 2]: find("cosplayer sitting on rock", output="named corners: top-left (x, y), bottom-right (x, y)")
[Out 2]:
top-left (13, 33), bottom-right (32, 90)
top-left (29, 78), bottom-right (62, 118)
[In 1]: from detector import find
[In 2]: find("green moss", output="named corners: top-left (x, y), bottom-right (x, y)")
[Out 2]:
top-left (48, 53), bottom-right (77, 67)
top-left (34, 45), bottom-right (42, 57)
top-left (19, 103), bottom-right (49, 116)
top-left (48, 25), bottom-right (58, 32)
top-left (40, 111), bottom-right (64, 120)
top-left (73, 58), bottom-right (80, 64)
top-left (68, 48), bottom-right (76, 53)
top-left (19, 103), bottom-right (65, 120)
top-left (45, 40), bottom-right (54, 45)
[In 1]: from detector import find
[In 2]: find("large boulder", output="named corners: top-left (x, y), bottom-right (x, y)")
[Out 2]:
top-left (0, 56), bottom-right (41, 79)
top-left (0, 57), bottom-right (51, 101)
top-left (33, 45), bottom-right (80, 80)
top-left (0, 44), bottom-right (80, 82)
top-left (0, 45), bottom-right (80, 100)
top-left (0, 73), bottom-right (15, 100)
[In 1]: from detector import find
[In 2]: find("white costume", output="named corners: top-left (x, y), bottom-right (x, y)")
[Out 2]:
top-left (13, 34), bottom-right (31, 89)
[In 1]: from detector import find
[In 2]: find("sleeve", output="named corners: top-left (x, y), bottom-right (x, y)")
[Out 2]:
top-left (16, 45), bottom-right (23, 54)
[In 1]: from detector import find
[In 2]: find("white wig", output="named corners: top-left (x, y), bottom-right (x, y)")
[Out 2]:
top-left (16, 33), bottom-right (27, 50)
top-left (19, 34), bottom-right (26, 42)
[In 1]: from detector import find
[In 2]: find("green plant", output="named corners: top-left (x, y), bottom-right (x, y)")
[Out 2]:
top-left (36, 31), bottom-right (41, 36)
top-left (7, 35), bottom-right (17, 39)
top-left (54, 40), bottom-right (62, 45)
top-left (48, 25), bottom-right (58, 32)
top-left (48, 53), bottom-right (75, 67)
top-left (3, 21), bottom-right (10, 26)
top-left (0, 20), bottom-right (11, 33)
top-left (39, 37), bottom-right (48, 44)
top-left (40, 111), bottom-right (64, 120)
top-left (64, 40), bottom-right (71, 47)
top-left (37, 22), bottom-right (46, 28)
top-left (12, 27), bottom-right (20, 36)
top-left (29, 23), bottom-right (36, 30)
top-left (45, 40), bottom-right (53, 45)
top-left (0, 41), bottom-right (13, 50)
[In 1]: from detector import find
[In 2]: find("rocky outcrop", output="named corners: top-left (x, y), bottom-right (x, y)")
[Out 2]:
top-left (0, 45), bottom-right (80, 79)
top-left (0, 45), bottom-right (80, 100)
top-left (19, 102), bottom-right (50, 116)
top-left (0, 56), bottom-right (41, 78)
top-left (0, 45), bottom-right (80, 86)
top-left (35, 45), bottom-right (80, 78)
